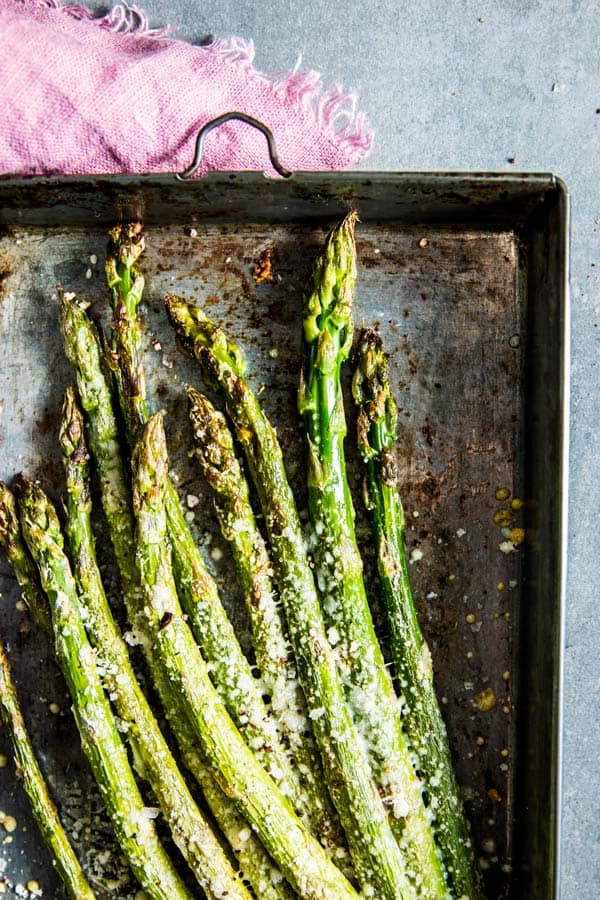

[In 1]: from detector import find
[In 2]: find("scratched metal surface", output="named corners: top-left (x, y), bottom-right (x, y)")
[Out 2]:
top-left (0, 175), bottom-right (565, 899)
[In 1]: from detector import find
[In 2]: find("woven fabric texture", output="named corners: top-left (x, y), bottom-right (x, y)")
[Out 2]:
top-left (0, 0), bottom-right (373, 177)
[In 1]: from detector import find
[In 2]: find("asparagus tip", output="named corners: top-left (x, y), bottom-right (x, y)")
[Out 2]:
top-left (352, 328), bottom-right (398, 462)
top-left (106, 222), bottom-right (145, 267)
top-left (15, 476), bottom-right (63, 549)
top-left (302, 211), bottom-right (358, 349)
top-left (59, 388), bottom-right (87, 464)
top-left (187, 384), bottom-right (214, 421)
top-left (58, 289), bottom-right (93, 336)
top-left (166, 297), bottom-right (246, 379)
top-left (352, 328), bottom-right (389, 403)
top-left (188, 387), bottom-right (236, 479)
top-left (0, 482), bottom-right (17, 547)
top-left (164, 294), bottom-right (195, 356)
top-left (132, 412), bottom-right (169, 513)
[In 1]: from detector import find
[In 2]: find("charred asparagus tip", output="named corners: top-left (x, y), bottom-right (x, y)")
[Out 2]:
top-left (107, 222), bottom-right (145, 259)
top-left (352, 327), bottom-right (398, 462)
top-left (0, 482), bottom-right (16, 545)
top-left (188, 386), bottom-right (215, 432)
top-left (188, 387), bottom-right (240, 481)
top-left (165, 295), bottom-right (246, 376)
top-left (59, 387), bottom-right (88, 462)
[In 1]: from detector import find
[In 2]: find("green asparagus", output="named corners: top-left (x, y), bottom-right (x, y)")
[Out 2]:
top-left (0, 636), bottom-right (96, 900)
top-left (187, 386), bottom-right (349, 866)
top-left (0, 483), bottom-right (52, 633)
top-left (3, 464), bottom-right (279, 900)
top-left (16, 476), bottom-right (194, 900)
top-left (59, 291), bottom-right (139, 603)
top-left (298, 214), bottom-right (448, 897)
top-left (59, 291), bottom-right (294, 899)
top-left (166, 292), bottom-right (416, 900)
top-left (104, 228), bottom-right (308, 814)
top-left (105, 222), bottom-right (147, 439)
top-left (59, 386), bottom-right (252, 900)
top-left (131, 412), bottom-right (359, 900)
top-left (3, 470), bottom-right (284, 898)
top-left (352, 328), bottom-right (480, 899)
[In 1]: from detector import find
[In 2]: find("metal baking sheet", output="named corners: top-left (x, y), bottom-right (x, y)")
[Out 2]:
top-left (0, 173), bottom-right (567, 899)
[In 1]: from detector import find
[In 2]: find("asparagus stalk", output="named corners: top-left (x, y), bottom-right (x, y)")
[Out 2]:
top-left (131, 412), bottom-right (359, 900)
top-left (59, 291), bottom-right (139, 602)
top-left (16, 476), bottom-right (193, 900)
top-left (0, 483), bottom-right (52, 633)
top-left (187, 387), bottom-right (349, 866)
top-left (298, 214), bottom-right (448, 897)
top-left (352, 329), bottom-right (480, 899)
top-left (104, 229), bottom-right (305, 811)
top-left (59, 387), bottom-right (252, 900)
top-left (59, 292), bottom-right (293, 899)
top-left (105, 223), bottom-right (147, 438)
top-left (0, 636), bottom-right (97, 900)
top-left (165, 293), bottom-right (416, 900)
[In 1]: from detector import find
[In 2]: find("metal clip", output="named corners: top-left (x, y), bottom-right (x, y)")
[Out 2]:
top-left (176, 112), bottom-right (293, 181)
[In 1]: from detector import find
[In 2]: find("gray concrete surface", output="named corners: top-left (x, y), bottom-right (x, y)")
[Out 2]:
top-left (54, 1), bottom-right (600, 896)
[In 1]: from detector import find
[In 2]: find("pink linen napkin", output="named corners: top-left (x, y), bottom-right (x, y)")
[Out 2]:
top-left (0, 0), bottom-right (373, 177)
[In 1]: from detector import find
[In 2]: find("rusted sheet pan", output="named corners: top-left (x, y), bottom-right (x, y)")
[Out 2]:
top-left (0, 173), bottom-right (567, 899)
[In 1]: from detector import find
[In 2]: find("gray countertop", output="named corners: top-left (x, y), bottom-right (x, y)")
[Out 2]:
top-left (7, 1), bottom-right (599, 896)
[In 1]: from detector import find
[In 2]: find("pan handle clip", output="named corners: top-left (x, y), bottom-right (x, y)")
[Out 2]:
top-left (176, 113), bottom-right (293, 181)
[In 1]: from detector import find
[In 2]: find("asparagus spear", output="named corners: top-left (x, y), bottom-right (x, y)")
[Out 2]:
top-left (187, 387), bottom-right (349, 867)
top-left (59, 386), bottom-right (252, 900)
top-left (104, 229), bottom-right (306, 812)
top-left (16, 476), bottom-right (193, 900)
top-left (59, 291), bottom-right (139, 603)
top-left (59, 292), bottom-right (294, 899)
top-left (0, 483), bottom-right (51, 633)
top-left (298, 214), bottom-right (448, 897)
top-left (165, 293), bottom-right (416, 900)
top-left (131, 412), bottom-right (359, 900)
top-left (0, 636), bottom-right (96, 900)
top-left (105, 223), bottom-right (147, 438)
top-left (352, 329), bottom-right (480, 899)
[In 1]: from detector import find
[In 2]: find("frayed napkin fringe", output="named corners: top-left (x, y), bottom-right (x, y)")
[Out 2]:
top-left (30, 0), bottom-right (169, 36)
top-left (209, 36), bottom-right (373, 163)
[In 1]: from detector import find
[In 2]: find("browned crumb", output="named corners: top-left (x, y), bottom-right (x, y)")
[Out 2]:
top-left (252, 248), bottom-right (275, 283)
